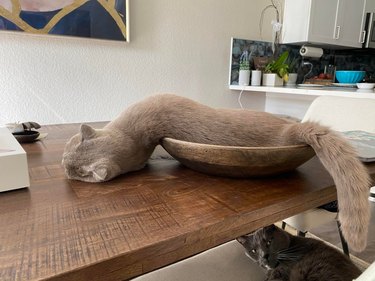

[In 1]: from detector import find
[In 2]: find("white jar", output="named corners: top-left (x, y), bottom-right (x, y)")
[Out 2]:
top-left (239, 70), bottom-right (250, 86)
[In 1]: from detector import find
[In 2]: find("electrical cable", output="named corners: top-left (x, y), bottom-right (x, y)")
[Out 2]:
top-left (238, 88), bottom-right (244, 109)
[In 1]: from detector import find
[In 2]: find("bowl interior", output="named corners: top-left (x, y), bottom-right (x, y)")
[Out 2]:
top-left (161, 138), bottom-right (315, 178)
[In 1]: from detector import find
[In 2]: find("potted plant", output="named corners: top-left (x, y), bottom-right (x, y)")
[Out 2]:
top-left (285, 56), bottom-right (300, 86)
top-left (262, 50), bottom-right (289, 86)
top-left (260, 0), bottom-right (282, 54)
top-left (238, 51), bottom-right (251, 86)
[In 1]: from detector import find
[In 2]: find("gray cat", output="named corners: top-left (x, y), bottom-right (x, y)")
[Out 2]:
top-left (237, 225), bottom-right (361, 281)
top-left (62, 93), bottom-right (370, 252)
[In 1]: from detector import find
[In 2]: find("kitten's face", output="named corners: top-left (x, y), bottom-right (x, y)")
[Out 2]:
top-left (237, 225), bottom-right (290, 269)
top-left (62, 125), bottom-right (122, 182)
top-left (62, 124), bottom-right (146, 182)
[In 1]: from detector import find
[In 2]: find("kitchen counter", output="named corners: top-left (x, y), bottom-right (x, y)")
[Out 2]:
top-left (229, 84), bottom-right (375, 120)
top-left (229, 85), bottom-right (375, 99)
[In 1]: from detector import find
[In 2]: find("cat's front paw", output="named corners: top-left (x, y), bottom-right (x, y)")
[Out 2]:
top-left (265, 267), bottom-right (289, 281)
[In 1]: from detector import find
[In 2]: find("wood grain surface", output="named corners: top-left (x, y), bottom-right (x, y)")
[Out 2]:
top-left (161, 137), bottom-right (315, 177)
top-left (0, 123), bottom-right (374, 281)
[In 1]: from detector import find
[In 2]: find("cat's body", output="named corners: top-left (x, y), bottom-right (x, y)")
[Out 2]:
top-left (237, 225), bottom-right (361, 281)
top-left (62, 93), bottom-right (371, 252)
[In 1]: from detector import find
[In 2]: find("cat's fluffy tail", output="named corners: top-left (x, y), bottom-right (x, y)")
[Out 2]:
top-left (284, 122), bottom-right (371, 252)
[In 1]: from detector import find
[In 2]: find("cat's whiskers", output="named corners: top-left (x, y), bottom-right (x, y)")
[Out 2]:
top-left (275, 245), bottom-right (305, 262)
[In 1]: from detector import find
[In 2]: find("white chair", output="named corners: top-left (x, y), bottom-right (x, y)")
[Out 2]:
top-left (282, 95), bottom-right (375, 255)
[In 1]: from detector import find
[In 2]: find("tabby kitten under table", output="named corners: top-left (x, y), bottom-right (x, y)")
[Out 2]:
top-left (237, 225), bottom-right (361, 281)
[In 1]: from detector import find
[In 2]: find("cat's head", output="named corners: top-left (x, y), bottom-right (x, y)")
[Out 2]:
top-left (62, 124), bottom-right (147, 182)
top-left (237, 225), bottom-right (291, 269)
top-left (62, 124), bottom-right (123, 182)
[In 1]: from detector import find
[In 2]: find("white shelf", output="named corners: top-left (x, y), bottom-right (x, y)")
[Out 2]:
top-left (229, 85), bottom-right (375, 99)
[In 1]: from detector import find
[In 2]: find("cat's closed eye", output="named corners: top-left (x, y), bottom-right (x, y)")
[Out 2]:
top-left (75, 167), bottom-right (87, 177)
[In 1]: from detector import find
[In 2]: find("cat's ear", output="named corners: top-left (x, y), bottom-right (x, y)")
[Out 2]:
top-left (80, 124), bottom-right (96, 141)
top-left (236, 236), bottom-right (247, 245)
top-left (92, 166), bottom-right (108, 182)
top-left (264, 224), bottom-right (276, 232)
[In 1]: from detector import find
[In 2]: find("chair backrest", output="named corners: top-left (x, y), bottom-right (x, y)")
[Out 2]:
top-left (302, 96), bottom-right (375, 133)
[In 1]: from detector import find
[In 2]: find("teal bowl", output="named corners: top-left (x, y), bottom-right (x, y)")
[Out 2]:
top-left (335, 71), bottom-right (365, 84)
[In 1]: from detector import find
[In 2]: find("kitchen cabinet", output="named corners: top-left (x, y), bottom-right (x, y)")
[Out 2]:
top-left (282, 0), bottom-right (367, 48)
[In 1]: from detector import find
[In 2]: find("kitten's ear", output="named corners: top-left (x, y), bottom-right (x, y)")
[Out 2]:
top-left (236, 236), bottom-right (247, 245)
top-left (80, 124), bottom-right (96, 141)
top-left (264, 224), bottom-right (276, 231)
top-left (92, 166), bottom-right (108, 182)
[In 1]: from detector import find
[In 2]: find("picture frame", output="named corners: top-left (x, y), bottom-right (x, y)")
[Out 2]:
top-left (0, 0), bottom-right (129, 42)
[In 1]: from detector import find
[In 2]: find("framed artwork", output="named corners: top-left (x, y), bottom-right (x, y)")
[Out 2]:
top-left (0, 0), bottom-right (129, 42)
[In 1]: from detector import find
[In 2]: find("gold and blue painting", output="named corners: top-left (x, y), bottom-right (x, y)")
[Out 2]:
top-left (0, 0), bottom-right (129, 41)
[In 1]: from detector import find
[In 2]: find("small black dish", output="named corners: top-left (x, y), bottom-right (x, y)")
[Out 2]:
top-left (13, 130), bottom-right (40, 143)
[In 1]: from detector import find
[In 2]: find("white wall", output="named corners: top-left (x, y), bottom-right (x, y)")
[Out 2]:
top-left (366, 0), bottom-right (375, 12)
top-left (0, 0), bottom-right (279, 125)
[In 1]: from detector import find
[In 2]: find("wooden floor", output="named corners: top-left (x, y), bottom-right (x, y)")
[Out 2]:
top-left (310, 200), bottom-right (375, 264)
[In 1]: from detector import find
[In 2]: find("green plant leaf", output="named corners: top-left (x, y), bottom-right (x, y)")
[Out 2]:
top-left (264, 51), bottom-right (290, 79)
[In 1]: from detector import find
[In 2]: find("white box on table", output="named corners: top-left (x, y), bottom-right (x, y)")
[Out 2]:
top-left (0, 127), bottom-right (30, 192)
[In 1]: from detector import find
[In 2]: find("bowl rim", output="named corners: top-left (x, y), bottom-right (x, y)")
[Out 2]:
top-left (162, 137), bottom-right (310, 151)
top-left (356, 82), bottom-right (375, 89)
top-left (335, 70), bottom-right (366, 73)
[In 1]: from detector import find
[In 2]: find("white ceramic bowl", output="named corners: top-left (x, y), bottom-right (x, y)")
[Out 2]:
top-left (356, 83), bottom-right (375, 89)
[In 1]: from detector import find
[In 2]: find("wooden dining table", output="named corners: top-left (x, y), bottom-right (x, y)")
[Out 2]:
top-left (1, 123), bottom-right (374, 281)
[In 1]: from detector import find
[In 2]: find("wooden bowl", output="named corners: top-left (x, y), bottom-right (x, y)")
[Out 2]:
top-left (161, 138), bottom-right (315, 178)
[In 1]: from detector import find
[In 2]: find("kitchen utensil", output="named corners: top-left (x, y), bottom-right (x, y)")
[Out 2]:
top-left (161, 137), bottom-right (315, 178)
top-left (335, 71), bottom-right (365, 84)
top-left (357, 83), bottom-right (375, 89)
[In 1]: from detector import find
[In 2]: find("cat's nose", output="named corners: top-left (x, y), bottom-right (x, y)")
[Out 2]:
top-left (262, 253), bottom-right (269, 261)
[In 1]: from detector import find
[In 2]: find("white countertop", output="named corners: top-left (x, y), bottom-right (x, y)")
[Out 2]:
top-left (229, 84), bottom-right (375, 99)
